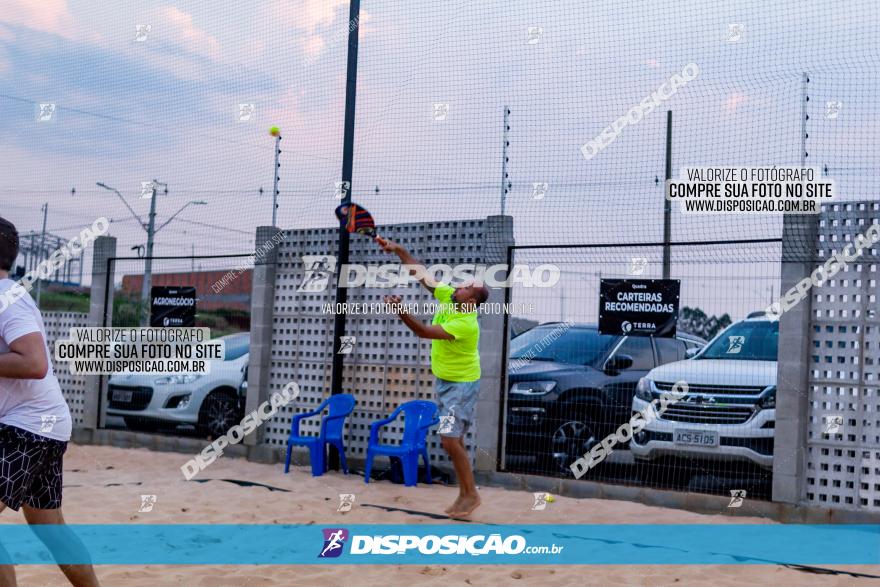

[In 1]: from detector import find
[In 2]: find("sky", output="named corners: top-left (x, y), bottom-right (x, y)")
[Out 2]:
top-left (1, 0), bottom-right (878, 320)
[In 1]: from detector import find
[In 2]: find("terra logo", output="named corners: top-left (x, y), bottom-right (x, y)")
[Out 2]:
top-left (319, 528), bottom-right (349, 558)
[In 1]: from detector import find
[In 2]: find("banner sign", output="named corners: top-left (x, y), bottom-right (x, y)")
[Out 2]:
top-left (150, 286), bottom-right (196, 328)
top-left (599, 279), bottom-right (680, 337)
top-left (0, 524), bottom-right (877, 565)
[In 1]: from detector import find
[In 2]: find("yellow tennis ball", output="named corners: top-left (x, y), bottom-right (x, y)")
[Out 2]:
top-left (269, 126), bottom-right (281, 137)
top-left (545, 495), bottom-right (555, 502)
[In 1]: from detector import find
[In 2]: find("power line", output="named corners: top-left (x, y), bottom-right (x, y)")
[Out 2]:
top-left (0, 92), bottom-right (340, 165)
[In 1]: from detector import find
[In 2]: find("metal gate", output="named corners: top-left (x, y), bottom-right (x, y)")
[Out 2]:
top-left (499, 238), bottom-right (784, 500)
top-left (97, 253), bottom-right (255, 439)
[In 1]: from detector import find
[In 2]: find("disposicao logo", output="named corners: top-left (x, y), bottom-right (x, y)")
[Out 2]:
top-left (319, 528), bottom-right (349, 558)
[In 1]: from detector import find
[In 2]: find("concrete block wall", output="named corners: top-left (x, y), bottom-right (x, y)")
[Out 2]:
top-left (255, 217), bottom-right (513, 471)
top-left (43, 311), bottom-right (90, 426)
top-left (85, 235), bottom-right (116, 429)
top-left (803, 201), bottom-right (880, 510)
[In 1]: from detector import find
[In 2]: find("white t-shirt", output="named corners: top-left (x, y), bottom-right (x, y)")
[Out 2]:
top-left (0, 279), bottom-right (72, 441)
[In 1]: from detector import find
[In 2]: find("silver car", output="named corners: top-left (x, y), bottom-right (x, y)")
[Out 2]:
top-left (106, 333), bottom-right (250, 438)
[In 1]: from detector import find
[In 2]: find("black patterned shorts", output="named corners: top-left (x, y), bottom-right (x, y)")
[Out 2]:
top-left (0, 424), bottom-right (67, 511)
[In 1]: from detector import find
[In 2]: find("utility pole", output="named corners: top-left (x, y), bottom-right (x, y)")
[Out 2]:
top-left (35, 203), bottom-right (48, 307)
top-left (662, 110), bottom-right (672, 280)
top-left (501, 106), bottom-right (510, 215)
top-left (141, 181), bottom-right (166, 326)
top-left (96, 181), bottom-right (202, 326)
top-left (329, 0), bottom-right (361, 471)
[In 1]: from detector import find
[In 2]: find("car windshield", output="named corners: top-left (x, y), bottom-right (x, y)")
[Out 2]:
top-left (222, 334), bottom-right (250, 361)
top-left (509, 326), bottom-right (617, 366)
top-left (698, 320), bottom-right (778, 361)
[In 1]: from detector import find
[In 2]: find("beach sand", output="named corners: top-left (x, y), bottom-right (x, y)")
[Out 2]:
top-left (1, 444), bottom-right (876, 586)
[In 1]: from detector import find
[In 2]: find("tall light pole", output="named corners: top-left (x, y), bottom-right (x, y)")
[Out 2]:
top-left (328, 0), bottom-right (361, 471)
top-left (97, 181), bottom-right (205, 325)
top-left (270, 126), bottom-right (281, 226)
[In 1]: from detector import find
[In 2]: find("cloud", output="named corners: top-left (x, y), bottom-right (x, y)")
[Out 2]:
top-left (268, 0), bottom-right (372, 61)
top-left (723, 92), bottom-right (748, 112)
top-left (120, 7), bottom-right (228, 84)
top-left (0, 0), bottom-right (76, 38)
top-left (0, 0), bottom-right (102, 44)
top-left (285, 0), bottom-right (350, 34)
top-left (157, 6), bottom-right (221, 60)
top-left (0, 26), bottom-right (10, 74)
top-left (303, 35), bottom-right (326, 58)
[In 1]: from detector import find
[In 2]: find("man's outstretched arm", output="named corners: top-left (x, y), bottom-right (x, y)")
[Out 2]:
top-left (376, 237), bottom-right (438, 294)
top-left (385, 295), bottom-right (453, 340)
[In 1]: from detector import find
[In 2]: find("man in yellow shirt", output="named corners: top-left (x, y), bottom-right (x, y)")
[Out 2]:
top-left (377, 237), bottom-right (488, 517)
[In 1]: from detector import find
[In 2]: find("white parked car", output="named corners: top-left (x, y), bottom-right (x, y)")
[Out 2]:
top-left (107, 333), bottom-right (250, 438)
top-left (629, 314), bottom-right (778, 470)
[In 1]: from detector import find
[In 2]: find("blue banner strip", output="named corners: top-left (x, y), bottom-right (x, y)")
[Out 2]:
top-left (0, 524), bottom-right (877, 565)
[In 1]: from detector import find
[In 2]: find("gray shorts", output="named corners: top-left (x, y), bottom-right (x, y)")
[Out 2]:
top-left (434, 377), bottom-right (479, 437)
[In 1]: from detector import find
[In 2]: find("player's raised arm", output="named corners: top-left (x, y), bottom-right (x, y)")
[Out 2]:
top-left (384, 295), bottom-right (454, 340)
top-left (375, 237), bottom-right (438, 293)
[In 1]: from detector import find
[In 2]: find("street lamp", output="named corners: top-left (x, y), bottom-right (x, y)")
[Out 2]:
top-left (154, 200), bottom-right (207, 234)
top-left (96, 181), bottom-right (205, 325)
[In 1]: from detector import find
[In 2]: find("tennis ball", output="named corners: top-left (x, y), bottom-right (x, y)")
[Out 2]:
top-left (269, 126), bottom-right (281, 137)
top-left (545, 495), bottom-right (555, 502)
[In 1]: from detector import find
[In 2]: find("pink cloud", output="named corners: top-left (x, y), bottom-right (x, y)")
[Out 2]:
top-left (277, 0), bottom-right (350, 35)
top-left (1, 0), bottom-right (75, 37)
top-left (158, 6), bottom-right (221, 59)
top-left (723, 92), bottom-right (748, 112)
top-left (0, 0), bottom-right (101, 44)
top-left (269, 0), bottom-right (372, 60)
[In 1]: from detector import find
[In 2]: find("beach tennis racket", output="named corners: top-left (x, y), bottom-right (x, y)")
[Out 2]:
top-left (335, 202), bottom-right (379, 239)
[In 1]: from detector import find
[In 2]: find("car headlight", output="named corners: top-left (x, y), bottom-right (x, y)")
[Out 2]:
top-left (635, 377), bottom-right (654, 401)
top-left (154, 374), bottom-right (203, 386)
top-left (760, 385), bottom-right (776, 409)
top-left (167, 393), bottom-right (192, 410)
top-left (510, 381), bottom-right (557, 395)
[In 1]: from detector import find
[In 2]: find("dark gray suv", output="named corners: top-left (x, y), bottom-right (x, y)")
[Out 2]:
top-left (504, 323), bottom-right (705, 474)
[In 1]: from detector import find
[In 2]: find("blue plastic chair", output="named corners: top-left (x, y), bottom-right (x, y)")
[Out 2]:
top-left (285, 394), bottom-right (356, 476)
top-left (364, 400), bottom-right (439, 487)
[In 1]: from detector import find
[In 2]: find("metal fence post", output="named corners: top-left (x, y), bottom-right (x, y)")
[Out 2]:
top-left (474, 214), bottom-right (514, 473)
top-left (244, 226), bottom-right (280, 447)
top-left (772, 213), bottom-right (819, 504)
top-left (84, 236), bottom-right (116, 429)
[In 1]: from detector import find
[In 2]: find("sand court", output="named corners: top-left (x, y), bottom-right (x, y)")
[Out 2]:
top-left (0, 444), bottom-right (875, 586)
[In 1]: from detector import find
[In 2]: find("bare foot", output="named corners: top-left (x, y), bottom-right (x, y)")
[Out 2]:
top-left (444, 495), bottom-right (464, 514)
top-left (449, 494), bottom-right (481, 518)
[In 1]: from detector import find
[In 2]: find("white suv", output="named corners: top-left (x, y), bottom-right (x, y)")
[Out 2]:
top-left (629, 314), bottom-right (778, 470)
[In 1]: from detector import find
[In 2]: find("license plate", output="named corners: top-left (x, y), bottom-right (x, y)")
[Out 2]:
top-left (674, 428), bottom-right (718, 447)
top-left (112, 389), bottom-right (133, 403)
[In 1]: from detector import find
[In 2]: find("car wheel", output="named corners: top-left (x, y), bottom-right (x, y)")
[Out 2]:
top-left (123, 417), bottom-right (159, 433)
top-left (198, 391), bottom-right (242, 439)
top-left (548, 416), bottom-right (598, 477)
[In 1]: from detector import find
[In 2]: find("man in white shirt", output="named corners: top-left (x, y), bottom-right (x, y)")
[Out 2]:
top-left (0, 217), bottom-right (99, 587)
